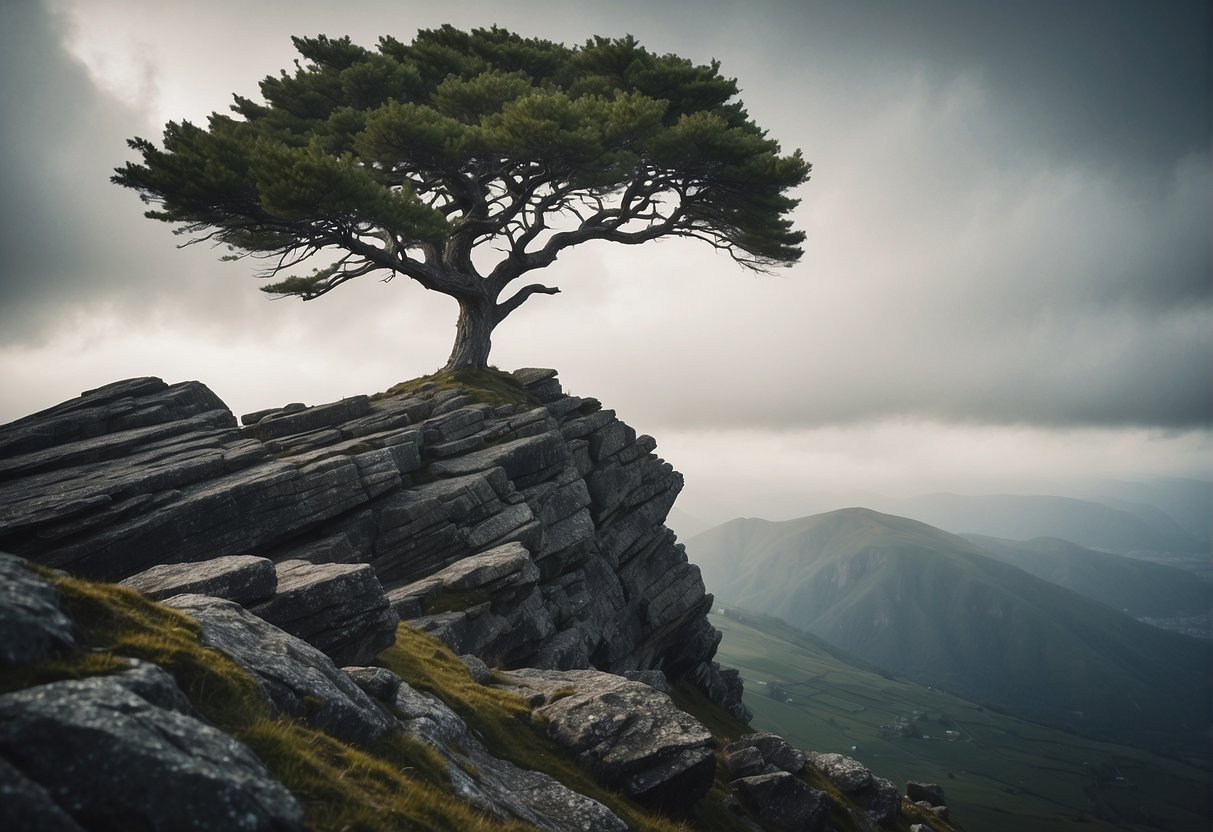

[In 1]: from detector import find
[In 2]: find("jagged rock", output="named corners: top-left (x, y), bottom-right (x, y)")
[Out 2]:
top-left (804, 752), bottom-right (900, 826)
top-left (724, 732), bottom-right (806, 775)
top-left (910, 825), bottom-right (930, 832)
top-left (390, 678), bottom-right (628, 832)
top-left (251, 559), bottom-right (398, 667)
top-left (499, 668), bottom-right (716, 813)
top-left (460, 653), bottom-right (493, 684)
top-left (343, 666), bottom-right (402, 703)
top-left (692, 659), bottom-right (752, 722)
top-left (119, 554), bottom-right (277, 603)
top-left (623, 668), bottom-right (672, 693)
top-left (166, 593), bottom-right (396, 746)
top-left (0, 552), bottom-right (75, 667)
top-left (0, 670), bottom-right (305, 831)
top-left (806, 750), bottom-right (873, 792)
top-left (731, 771), bottom-right (829, 831)
top-left (906, 781), bottom-right (946, 807)
top-left (0, 372), bottom-right (734, 721)
top-left (863, 777), bottom-right (902, 826)
top-left (723, 745), bottom-right (767, 779)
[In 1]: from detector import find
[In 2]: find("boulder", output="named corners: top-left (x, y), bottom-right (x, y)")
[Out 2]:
top-left (251, 559), bottom-right (398, 667)
top-left (166, 593), bottom-right (396, 746)
top-left (0, 552), bottom-right (74, 667)
top-left (0, 670), bottom-right (304, 831)
top-left (906, 780), bottom-right (946, 807)
top-left (390, 678), bottom-right (628, 832)
top-left (724, 732), bottom-right (806, 775)
top-left (731, 771), bottom-right (829, 831)
top-left (499, 668), bottom-right (716, 813)
top-left (805, 751), bottom-right (873, 792)
top-left (119, 554), bottom-right (277, 604)
top-left (0, 756), bottom-right (86, 832)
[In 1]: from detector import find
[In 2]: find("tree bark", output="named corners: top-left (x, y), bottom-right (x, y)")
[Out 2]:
top-left (443, 295), bottom-right (496, 371)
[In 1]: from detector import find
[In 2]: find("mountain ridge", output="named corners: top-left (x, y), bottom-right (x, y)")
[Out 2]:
top-left (687, 507), bottom-right (1212, 754)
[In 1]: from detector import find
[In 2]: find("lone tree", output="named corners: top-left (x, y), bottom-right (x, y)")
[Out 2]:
top-left (114, 26), bottom-right (810, 370)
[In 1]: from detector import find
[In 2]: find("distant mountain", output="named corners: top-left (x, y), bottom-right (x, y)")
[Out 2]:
top-left (686, 508), bottom-right (1212, 753)
top-left (963, 533), bottom-right (1213, 622)
top-left (1077, 477), bottom-right (1213, 545)
top-left (870, 492), bottom-right (1204, 554)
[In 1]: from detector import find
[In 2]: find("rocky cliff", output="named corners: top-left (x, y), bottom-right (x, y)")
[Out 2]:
top-left (0, 369), bottom-right (957, 831)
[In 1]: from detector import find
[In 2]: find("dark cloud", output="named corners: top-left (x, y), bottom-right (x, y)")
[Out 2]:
top-left (0, 0), bottom-right (1208, 442)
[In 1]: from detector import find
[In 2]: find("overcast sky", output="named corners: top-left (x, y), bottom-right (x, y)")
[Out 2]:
top-left (1, 0), bottom-right (1209, 520)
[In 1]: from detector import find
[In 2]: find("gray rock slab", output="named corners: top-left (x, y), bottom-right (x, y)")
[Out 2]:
top-left (0, 672), bottom-right (304, 831)
top-left (120, 554), bottom-right (277, 604)
top-left (805, 751), bottom-right (873, 793)
top-left (501, 668), bottom-right (716, 813)
top-left (0, 755), bottom-right (86, 832)
top-left (427, 541), bottom-right (536, 591)
top-left (724, 733), bottom-right (806, 776)
top-left (252, 559), bottom-right (398, 667)
top-left (428, 430), bottom-right (569, 482)
top-left (166, 593), bottom-right (396, 746)
top-left (0, 553), bottom-right (74, 667)
top-left (732, 771), bottom-right (828, 832)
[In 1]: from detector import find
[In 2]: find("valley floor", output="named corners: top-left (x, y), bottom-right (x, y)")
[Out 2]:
top-left (711, 611), bottom-right (1213, 832)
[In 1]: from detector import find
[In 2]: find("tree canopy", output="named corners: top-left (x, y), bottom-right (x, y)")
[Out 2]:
top-left (113, 26), bottom-right (810, 370)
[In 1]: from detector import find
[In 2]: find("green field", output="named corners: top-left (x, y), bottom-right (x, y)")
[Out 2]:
top-left (712, 609), bottom-right (1212, 832)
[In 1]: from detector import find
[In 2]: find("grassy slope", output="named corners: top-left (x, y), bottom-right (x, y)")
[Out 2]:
top-left (712, 609), bottom-right (1213, 832)
top-left (1, 566), bottom-right (966, 832)
top-left (687, 508), bottom-right (1212, 753)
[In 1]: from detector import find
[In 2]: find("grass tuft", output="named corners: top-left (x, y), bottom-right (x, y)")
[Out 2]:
top-left (374, 367), bottom-right (539, 410)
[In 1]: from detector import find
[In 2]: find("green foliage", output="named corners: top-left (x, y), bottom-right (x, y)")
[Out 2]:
top-left (113, 25), bottom-right (810, 325)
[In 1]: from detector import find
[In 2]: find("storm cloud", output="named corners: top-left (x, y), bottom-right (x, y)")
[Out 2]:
top-left (1, 0), bottom-right (1208, 513)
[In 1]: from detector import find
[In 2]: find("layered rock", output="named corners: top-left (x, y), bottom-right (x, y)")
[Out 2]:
top-left (0, 370), bottom-right (724, 706)
top-left (498, 667), bottom-right (718, 813)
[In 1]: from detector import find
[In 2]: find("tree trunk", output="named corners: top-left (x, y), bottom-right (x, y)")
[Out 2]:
top-left (443, 295), bottom-right (496, 371)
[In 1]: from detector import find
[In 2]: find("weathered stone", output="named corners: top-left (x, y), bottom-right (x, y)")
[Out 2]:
top-left (731, 771), bottom-right (829, 832)
top-left (120, 554), bottom-right (277, 604)
top-left (244, 395), bottom-right (370, 440)
top-left (166, 594), bottom-right (396, 745)
top-left (0, 755), bottom-right (86, 832)
top-left (460, 653), bottom-right (494, 684)
top-left (512, 367), bottom-right (559, 386)
top-left (864, 776), bottom-right (902, 825)
top-left (0, 671), bottom-right (305, 831)
top-left (343, 666), bottom-right (402, 703)
top-left (0, 552), bottom-right (74, 667)
top-left (252, 559), bottom-right (398, 667)
top-left (723, 745), bottom-right (767, 779)
top-left (806, 751), bottom-right (874, 793)
top-left (623, 669), bottom-right (672, 694)
top-left (725, 733), bottom-right (806, 775)
top-left (391, 678), bottom-right (628, 832)
top-left (906, 781), bottom-right (946, 807)
top-left (428, 541), bottom-right (537, 591)
top-left (500, 668), bottom-right (716, 813)
top-left (0, 370), bottom-right (740, 730)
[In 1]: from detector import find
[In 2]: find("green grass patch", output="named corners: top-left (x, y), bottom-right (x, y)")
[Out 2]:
top-left (4, 571), bottom-right (533, 831)
top-left (375, 367), bottom-right (540, 410)
top-left (377, 623), bottom-right (696, 832)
